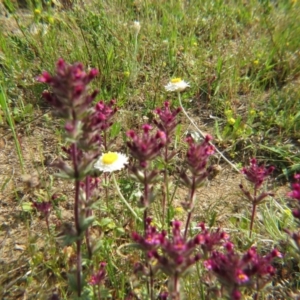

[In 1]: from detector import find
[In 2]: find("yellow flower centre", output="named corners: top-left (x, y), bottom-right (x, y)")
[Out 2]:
top-left (171, 78), bottom-right (182, 83)
top-left (102, 152), bottom-right (118, 165)
top-left (237, 273), bottom-right (248, 282)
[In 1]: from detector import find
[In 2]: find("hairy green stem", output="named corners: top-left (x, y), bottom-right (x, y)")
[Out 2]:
top-left (112, 173), bottom-right (142, 222)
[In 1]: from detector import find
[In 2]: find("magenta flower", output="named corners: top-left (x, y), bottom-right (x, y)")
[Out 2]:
top-left (153, 101), bottom-right (181, 139)
top-left (197, 222), bottom-right (230, 257)
top-left (37, 59), bottom-right (115, 297)
top-left (287, 175), bottom-right (300, 215)
top-left (240, 158), bottom-right (275, 238)
top-left (92, 100), bottom-right (118, 130)
top-left (32, 201), bottom-right (52, 234)
top-left (133, 219), bottom-right (202, 277)
top-left (231, 290), bottom-right (242, 300)
top-left (180, 136), bottom-right (215, 237)
top-left (32, 201), bottom-right (52, 216)
top-left (38, 58), bottom-right (99, 119)
top-left (185, 135), bottom-right (214, 176)
top-left (285, 174), bottom-right (300, 251)
top-left (158, 291), bottom-right (169, 300)
top-left (205, 245), bottom-right (281, 299)
top-left (287, 174), bottom-right (300, 218)
top-left (88, 262), bottom-right (107, 286)
top-left (132, 217), bottom-right (164, 251)
top-left (288, 183), bottom-right (300, 201)
top-left (127, 124), bottom-right (166, 167)
top-left (241, 158), bottom-right (274, 190)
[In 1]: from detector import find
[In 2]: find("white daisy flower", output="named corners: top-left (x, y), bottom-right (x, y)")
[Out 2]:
top-left (164, 78), bottom-right (190, 92)
top-left (133, 21), bottom-right (141, 35)
top-left (94, 152), bottom-right (128, 173)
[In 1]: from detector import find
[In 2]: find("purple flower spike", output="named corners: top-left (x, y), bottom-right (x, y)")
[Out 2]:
top-left (287, 174), bottom-right (300, 218)
top-left (197, 223), bottom-right (230, 257)
top-left (288, 174), bottom-right (300, 202)
top-left (32, 201), bottom-right (52, 216)
top-left (241, 158), bottom-right (274, 189)
top-left (37, 58), bottom-right (99, 118)
top-left (231, 290), bottom-right (242, 300)
top-left (158, 291), bottom-right (169, 300)
top-left (285, 173), bottom-right (300, 252)
top-left (132, 217), bottom-right (163, 250)
top-left (153, 101), bottom-right (181, 139)
top-left (89, 262), bottom-right (107, 286)
top-left (38, 71), bottom-right (52, 83)
top-left (186, 135), bottom-right (214, 177)
top-left (205, 245), bottom-right (281, 298)
top-left (240, 158), bottom-right (275, 238)
top-left (126, 124), bottom-right (166, 166)
top-left (92, 100), bottom-right (118, 131)
top-left (32, 201), bottom-right (52, 234)
top-left (132, 219), bottom-right (202, 277)
top-left (288, 185), bottom-right (300, 201)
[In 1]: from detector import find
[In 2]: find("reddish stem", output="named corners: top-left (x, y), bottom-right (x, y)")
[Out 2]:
top-left (249, 203), bottom-right (257, 238)
top-left (85, 176), bottom-right (92, 259)
top-left (72, 143), bottom-right (82, 297)
top-left (249, 188), bottom-right (258, 238)
top-left (184, 178), bottom-right (196, 239)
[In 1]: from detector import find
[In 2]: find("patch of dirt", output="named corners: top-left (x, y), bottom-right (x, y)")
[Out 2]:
top-left (0, 112), bottom-right (75, 298)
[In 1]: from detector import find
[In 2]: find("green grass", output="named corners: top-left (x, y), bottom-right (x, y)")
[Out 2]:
top-left (1, 0), bottom-right (300, 299)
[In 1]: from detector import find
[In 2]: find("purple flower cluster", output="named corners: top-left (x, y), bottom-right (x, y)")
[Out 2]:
top-left (240, 158), bottom-right (275, 237)
top-left (127, 124), bottom-right (166, 168)
top-left (179, 136), bottom-right (215, 227)
top-left (132, 218), bottom-right (201, 277)
top-left (241, 158), bottom-right (275, 190)
top-left (32, 201), bottom-right (52, 233)
top-left (204, 244), bottom-right (281, 300)
top-left (88, 262), bottom-right (107, 286)
top-left (197, 222), bottom-right (230, 258)
top-left (32, 201), bottom-right (52, 216)
top-left (180, 135), bottom-right (215, 190)
top-left (287, 174), bottom-right (300, 219)
top-left (38, 59), bottom-right (118, 177)
top-left (286, 174), bottom-right (300, 251)
top-left (186, 135), bottom-right (214, 177)
top-left (81, 99), bottom-right (117, 150)
top-left (132, 218), bottom-right (281, 299)
top-left (38, 58), bottom-right (99, 119)
top-left (153, 101), bottom-right (181, 140)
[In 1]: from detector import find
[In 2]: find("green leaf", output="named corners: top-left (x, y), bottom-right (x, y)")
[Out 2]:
top-left (214, 120), bottom-right (222, 141)
top-left (80, 216), bottom-right (95, 232)
top-left (96, 217), bottom-right (116, 230)
top-left (110, 121), bottom-right (121, 139)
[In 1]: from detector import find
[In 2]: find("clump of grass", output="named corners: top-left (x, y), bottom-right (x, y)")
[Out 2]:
top-left (0, 83), bottom-right (24, 172)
